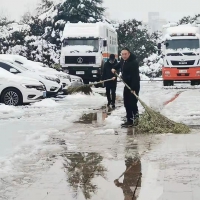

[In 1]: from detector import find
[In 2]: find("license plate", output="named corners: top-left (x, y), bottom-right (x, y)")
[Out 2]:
top-left (43, 91), bottom-right (46, 97)
top-left (179, 70), bottom-right (187, 73)
top-left (76, 71), bottom-right (84, 74)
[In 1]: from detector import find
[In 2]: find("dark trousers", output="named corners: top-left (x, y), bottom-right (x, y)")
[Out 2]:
top-left (123, 87), bottom-right (139, 122)
top-left (106, 86), bottom-right (116, 104)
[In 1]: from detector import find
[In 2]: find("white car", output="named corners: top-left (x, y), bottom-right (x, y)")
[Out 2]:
top-left (16, 60), bottom-right (71, 94)
top-left (0, 68), bottom-right (46, 106)
top-left (0, 55), bottom-right (71, 95)
top-left (67, 74), bottom-right (84, 87)
top-left (0, 59), bottom-right (62, 97)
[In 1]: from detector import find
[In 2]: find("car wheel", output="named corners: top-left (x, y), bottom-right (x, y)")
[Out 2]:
top-left (1, 88), bottom-right (22, 106)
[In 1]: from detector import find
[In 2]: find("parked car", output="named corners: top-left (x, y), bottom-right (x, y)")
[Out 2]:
top-left (0, 68), bottom-right (46, 106)
top-left (0, 55), bottom-right (72, 95)
top-left (0, 59), bottom-right (62, 97)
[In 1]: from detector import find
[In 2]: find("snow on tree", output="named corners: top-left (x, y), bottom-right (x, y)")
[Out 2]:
top-left (54, 0), bottom-right (105, 23)
top-left (179, 14), bottom-right (200, 24)
top-left (140, 54), bottom-right (163, 78)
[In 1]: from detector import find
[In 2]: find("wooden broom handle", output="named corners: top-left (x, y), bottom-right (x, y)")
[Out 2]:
top-left (88, 78), bottom-right (115, 86)
top-left (114, 72), bottom-right (139, 99)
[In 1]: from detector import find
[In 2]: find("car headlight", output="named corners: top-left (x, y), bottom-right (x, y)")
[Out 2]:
top-left (56, 74), bottom-right (70, 79)
top-left (40, 75), bottom-right (60, 83)
top-left (21, 84), bottom-right (45, 90)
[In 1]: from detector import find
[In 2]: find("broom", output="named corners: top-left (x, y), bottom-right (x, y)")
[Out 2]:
top-left (115, 72), bottom-right (190, 134)
top-left (67, 78), bottom-right (114, 95)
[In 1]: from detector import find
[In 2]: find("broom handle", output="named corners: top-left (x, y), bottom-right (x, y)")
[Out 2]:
top-left (114, 72), bottom-right (139, 99)
top-left (116, 160), bottom-right (140, 180)
top-left (88, 78), bottom-right (114, 86)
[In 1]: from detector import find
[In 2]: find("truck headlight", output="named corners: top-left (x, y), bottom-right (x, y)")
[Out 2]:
top-left (92, 70), bottom-right (98, 73)
top-left (96, 56), bottom-right (101, 64)
top-left (165, 71), bottom-right (170, 75)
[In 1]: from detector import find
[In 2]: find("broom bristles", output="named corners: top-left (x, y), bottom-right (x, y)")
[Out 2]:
top-left (113, 72), bottom-right (190, 134)
top-left (136, 97), bottom-right (190, 134)
top-left (67, 85), bottom-right (93, 95)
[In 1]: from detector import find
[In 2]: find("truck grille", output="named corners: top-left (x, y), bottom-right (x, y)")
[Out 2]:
top-left (65, 56), bottom-right (96, 64)
top-left (171, 60), bottom-right (195, 66)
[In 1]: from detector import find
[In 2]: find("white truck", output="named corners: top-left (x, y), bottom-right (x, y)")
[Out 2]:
top-left (60, 21), bottom-right (118, 84)
top-left (158, 23), bottom-right (200, 86)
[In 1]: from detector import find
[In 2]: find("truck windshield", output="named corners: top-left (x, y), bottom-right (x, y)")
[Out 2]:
top-left (62, 39), bottom-right (99, 52)
top-left (166, 39), bottom-right (199, 49)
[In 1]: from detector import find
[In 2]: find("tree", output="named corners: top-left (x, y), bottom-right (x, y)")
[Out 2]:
top-left (55, 0), bottom-right (105, 23)
top-left (179, 14), bottom-right (200, 24)
top-left (63, 152), bottom-right (107, 199)
top-left (117, 19), bottom-right (157, 65)
top-left (20, 12), bottom-right (32, 25)
top-left (37, 0), bottom-right (54, 15)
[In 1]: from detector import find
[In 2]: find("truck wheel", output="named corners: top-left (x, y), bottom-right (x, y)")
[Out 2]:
top-left (191, 80), bottom-right (200, 85)
top-left (163, 80), bottom-right (173, 86)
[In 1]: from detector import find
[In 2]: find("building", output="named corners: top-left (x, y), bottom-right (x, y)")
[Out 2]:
top-left (148, 12), bottom-right (160, 33)
top-left (148, 12), bottom-right (167, 33)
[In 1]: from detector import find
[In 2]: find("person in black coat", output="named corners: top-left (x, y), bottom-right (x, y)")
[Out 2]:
top-left (111, 48), bottom-right (140, 127)
top-left (101, 54), bottom-right (118, 108)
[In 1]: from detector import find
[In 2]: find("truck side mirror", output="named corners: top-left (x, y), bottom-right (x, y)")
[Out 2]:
top-left (157, 43), bottom-right (161, 50)
top-left (103, 40), bottom-right (107, 47)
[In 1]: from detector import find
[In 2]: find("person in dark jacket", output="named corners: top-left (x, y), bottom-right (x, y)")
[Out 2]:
top-left (111, 48), bottom-right (140, 127)
top-left (101, 54), bottom-right (118, 108)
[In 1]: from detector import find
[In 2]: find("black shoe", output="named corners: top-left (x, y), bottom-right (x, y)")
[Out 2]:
top-left (107, 102), bottom-right (111, 106)
top-left (111, 103), bottom-right (115, 108)
top-left (121, 121), bottom-right (133, 128)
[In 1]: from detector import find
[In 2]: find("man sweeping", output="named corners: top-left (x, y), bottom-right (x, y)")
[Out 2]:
top-left (111, 48), bottom-right (140, 127)
top-left (101, 54), bottom-right (118, 108)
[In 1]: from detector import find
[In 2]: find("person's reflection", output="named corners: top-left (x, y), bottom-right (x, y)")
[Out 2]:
top-left (114, 157), bottom-right (142, 200)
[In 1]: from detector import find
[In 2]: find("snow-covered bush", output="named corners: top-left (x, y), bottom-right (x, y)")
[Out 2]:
top-left (139, 54), bottom-right (163, 78)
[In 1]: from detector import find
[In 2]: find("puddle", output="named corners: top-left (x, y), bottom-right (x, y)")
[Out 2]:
top-left (60, 150), bottom-right (142, 200)
top-left (75, 106), bottom-right (114, 124)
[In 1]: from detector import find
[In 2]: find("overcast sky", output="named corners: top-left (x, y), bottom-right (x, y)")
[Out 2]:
top-left (0, 0), bottom-right (200, 23)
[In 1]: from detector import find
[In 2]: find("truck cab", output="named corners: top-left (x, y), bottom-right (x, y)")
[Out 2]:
top-left (60, 22), bottom-right (118, 85)
top-left (158, 23), bottom-right (200, 86)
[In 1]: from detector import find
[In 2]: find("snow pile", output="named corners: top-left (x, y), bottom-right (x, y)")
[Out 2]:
top-left (140, 54), bottom-right (163, 78)
top-left (65, 92), bottom-right (107, 108)
top-left (32, 99), bottom-right (59, 107)
top-left (104, 106), bottom-right (124, 128)
top-left (0, 104), bottom-right (24, 119)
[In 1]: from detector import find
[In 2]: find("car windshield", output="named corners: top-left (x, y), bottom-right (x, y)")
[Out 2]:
top-left (166, 39), bottom-right (200, 49)
top-left (62, 38), bottom-right (99, 52)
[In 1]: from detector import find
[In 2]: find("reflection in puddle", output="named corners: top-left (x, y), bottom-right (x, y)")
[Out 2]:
top-left (114, 158), bottom-right (142, 200)
top-left (62, 152), bottom-right (107, 199)
top-left (114, 136), bottom-right (142, 200)
top-left (59, 135), bottom-right (142, 199)
top-left (75, 107), bottom-right (114, 124)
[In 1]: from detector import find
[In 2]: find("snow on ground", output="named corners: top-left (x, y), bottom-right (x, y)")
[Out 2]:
top-left (0, 91), bottom-right (107, 199)
top-left (31, 99), bottom-right (60, 107)
top-left (0, 104), bottom-right (24, 119)
top-left (162, 90), bottom-right (200, 125)
top-left (1, 80), bottom-right (200, 199)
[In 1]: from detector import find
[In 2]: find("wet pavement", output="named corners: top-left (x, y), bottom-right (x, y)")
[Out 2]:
top-left (1, 82), bottom-right (200, 200)
top-left (6, 94), bottom-right (156, 200)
